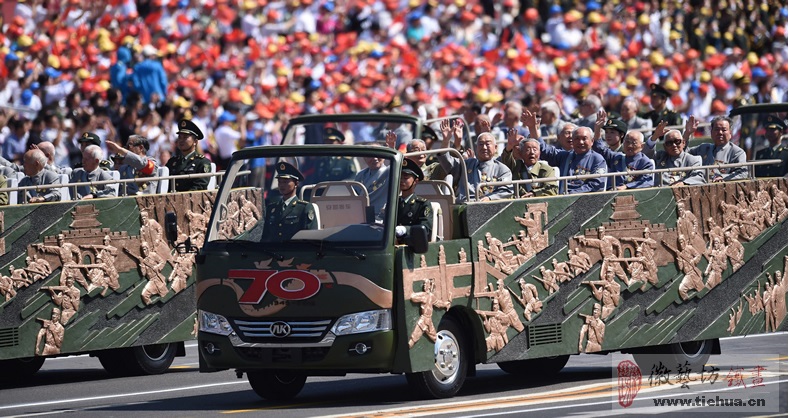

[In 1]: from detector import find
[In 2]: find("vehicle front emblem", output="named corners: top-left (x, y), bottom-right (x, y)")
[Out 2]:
top-left (270, 321), bottom-right (291, 338)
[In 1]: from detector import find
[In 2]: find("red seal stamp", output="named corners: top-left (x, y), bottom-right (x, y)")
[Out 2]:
top-left (617, 360), bottom-right (642, 407)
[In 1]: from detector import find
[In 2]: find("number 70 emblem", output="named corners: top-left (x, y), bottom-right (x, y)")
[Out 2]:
top-left (230, 270), bottom-right (322, 304)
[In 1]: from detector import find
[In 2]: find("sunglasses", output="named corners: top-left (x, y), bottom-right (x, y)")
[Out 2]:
top-left (665, 140), bottom-right (683, 146)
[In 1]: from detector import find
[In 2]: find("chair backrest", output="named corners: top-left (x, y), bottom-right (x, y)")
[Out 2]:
top-left (649, 159), bottom-right (657, 184)
top-left (59, 173), bottom-right (71, 201)
top-left (108, 170), bottom-right (120, 196)
top-left (207, 163), bottom-right (217, 190)
top-left (309, 181), bottom-right (370, 229)
top-left (7, 177), bottom-right (18, 205)
top-left (414, 180), bottom-right (454, 240)
top-left (61, 167), bottom-right (72, 176)
top-left (156, 166), bottom-right (169, 194)
top-left (311, 203), bottom-right (321, 230)
top-left (429, 201), bottom-right (442, 241)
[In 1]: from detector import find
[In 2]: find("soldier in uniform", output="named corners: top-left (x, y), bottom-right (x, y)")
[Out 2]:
top-left (640, 83), bottom-right (682, 129)
top-left (261, 162), bottom-right (317, 242)
top-left (166, 119), bottom-right (211, 191)
top-left (755, 116), bottom-right (788, 177)
top-left (395, 158), bottom-right (433, 243)
top-left (311, 127), bottom-right (356, 182)
top-left (76, 132), bottom-right (113, 171)
top-left (106, 135), bottom-right (160, 195)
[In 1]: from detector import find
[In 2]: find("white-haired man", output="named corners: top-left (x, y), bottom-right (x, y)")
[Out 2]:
top-left (19, 149), bottom-right (61, 203)
top-left (70, 145), bottom-right (116, 199)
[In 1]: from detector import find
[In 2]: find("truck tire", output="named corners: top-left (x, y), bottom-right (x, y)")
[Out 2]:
top-left (405, 316), bottom-right (468, 399)
top-left (98, 343), bottom-right (177, 376)
top-left (632, 339), bottom-right (715, 374)
top-left (247, 370), bottom-right (307, 401)
top-left (1, 357), bottom-right (45, 379)
top-left (498, 355), bottom-right (570, 376)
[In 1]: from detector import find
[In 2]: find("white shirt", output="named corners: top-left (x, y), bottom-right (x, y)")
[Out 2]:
top-left (214, 124), bottom-right (241, 159)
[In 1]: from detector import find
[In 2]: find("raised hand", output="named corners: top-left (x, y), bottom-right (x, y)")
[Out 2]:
top-left (490, 112), bottom-right (503, 127)
top-left (683, 115), bottom-right (699, 141)
top-left (440, 119), bottom-right (452, 148)
top-left (520, 109), bottom-right (539, 136)
top-left (452, 119), bottom-right (464, 149)
top-left (385, 130), bottom-right (397, 149)
top-left (477, 117), bottom-right (491, 134)
top-left (506, 123), bottom-right (519, 151)
top-left (653, 119), bottom-right (668, 141)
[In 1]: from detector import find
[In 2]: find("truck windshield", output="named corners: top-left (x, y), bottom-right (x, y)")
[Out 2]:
top-left (205, 147), bottom-right (397, 249)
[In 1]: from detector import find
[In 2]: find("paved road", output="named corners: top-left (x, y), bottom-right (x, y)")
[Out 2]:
top-left (0, 334), bottom-right (785, 417)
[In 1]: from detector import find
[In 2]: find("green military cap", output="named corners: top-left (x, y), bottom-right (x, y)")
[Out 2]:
top-left (324, 127), bottom-right (345, 143)
top-left (764, 115), bottom-right (787, 131)
top-left (78, 132), bottom-right (101, 146)
top-left (402, 157), bottom-right (424, 181)
top-left (603, 118), bottom-right (627, 135)
top-left (649, 83), bottom-right (673, 98)
top-left (421, 125), bottom-right (438, 142)
top-left (177, 119), bottom-right (204, 140)
top-left (275, 162), bottom-right (304, 181)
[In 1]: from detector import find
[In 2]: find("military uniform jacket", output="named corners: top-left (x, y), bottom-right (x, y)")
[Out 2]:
top-left (538, 137), bottom-right (607, 194)
top-left (397, 194), bottom-right (433, 239)
top-left (261, 197), bottom-right (318, 242)
top-left (438, 152), bottom-right (513, 200)
top-left (19, 169), bottom-right (61, 202)
top-left (70, 167), bottom-right (116, 199)
top-left (687, 142), bottom-right (747, 181)
top-left (165, 151), bottom-right (211, 192)
top-left (314, 156), bottom-right (356, 182)
top-left (653, 151), bottom-right (705, 186)
top-left (640, 108), bottom-right (682, 128)
top-left (592, 138), bottom-right (654, 189)
top-left (499, 149), bottom-right (558, 196)
top-left (755, 143), bottom-right (788, 177)
top-left (118, 152), bottom-right (160, 195)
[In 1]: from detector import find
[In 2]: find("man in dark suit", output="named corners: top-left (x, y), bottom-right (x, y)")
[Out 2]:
top-left (166, 119), bottom-right (211, 191)
top-left (755, 116), bottom-right (787, 178)
top-left (396, 158), bottom-right (432, 243)
top-left (261, 162), bottom-right (317, 242)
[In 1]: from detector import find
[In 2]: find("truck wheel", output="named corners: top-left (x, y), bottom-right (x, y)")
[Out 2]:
top-left (99, 343), bottom-right (177, 376)
top-left (498, 355), bottom-right (570, 376)
top-left (247, 370), bottom-right (307, 401)
top-left (1, 357), bottom-right (45, 379)
top-left (633, 339), bottom-right (715, 374)
top-left (405, 316), bottom-right (468, 399)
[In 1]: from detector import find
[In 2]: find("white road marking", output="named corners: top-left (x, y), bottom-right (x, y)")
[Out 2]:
top-left (0, 381), bottom-right (248, 411)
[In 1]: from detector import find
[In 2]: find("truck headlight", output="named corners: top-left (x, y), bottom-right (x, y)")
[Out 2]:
top-left (331, 310), bottom-right (391, 336)
top-left (199, 310), bottom-right (234, 336)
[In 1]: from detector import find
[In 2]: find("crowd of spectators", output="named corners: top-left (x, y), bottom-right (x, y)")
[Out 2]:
top-left (0, 0), bottom-right (785, 180)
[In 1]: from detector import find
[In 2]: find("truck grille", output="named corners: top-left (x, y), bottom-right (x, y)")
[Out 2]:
top-left (232, 318), bottom-right (333, 343)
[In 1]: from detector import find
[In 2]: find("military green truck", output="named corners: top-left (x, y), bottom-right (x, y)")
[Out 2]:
top-left (191, 111), bottom-right (788, 400)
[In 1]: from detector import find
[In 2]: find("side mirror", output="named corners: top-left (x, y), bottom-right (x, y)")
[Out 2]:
top-left (165, 212), bottom-right (178, 245)
top-left (404, 225), bottom-right (429, 254)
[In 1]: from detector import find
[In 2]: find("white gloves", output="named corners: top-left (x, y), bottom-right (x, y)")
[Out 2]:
top-left (396, 226), bottom-right (407, 237)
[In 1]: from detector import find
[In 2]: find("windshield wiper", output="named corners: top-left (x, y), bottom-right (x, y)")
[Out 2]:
top-left (302, 241), bottom-right (366, 261)
top-left (211, 239), bottom-right (285, 261)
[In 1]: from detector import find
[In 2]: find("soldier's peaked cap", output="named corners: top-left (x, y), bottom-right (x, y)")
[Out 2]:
top-left (765, 115), bottom-right (787, 130)
top-left (402, 158), bottom-right (424, 181)
top-left (275, 162), bottom-right (304, 181)
top-left (177, 119), bottom-right (204, 140)
top-left (324, 127), bottom-right (344, 142)
top-left (421, 125), bottom-right (438, 141)
top-left (603, 118), bottom-right (627, 135)
top-left (649, 83), bottom-right (673, 97)
top-left (78, 132), bottom-right (101, 146)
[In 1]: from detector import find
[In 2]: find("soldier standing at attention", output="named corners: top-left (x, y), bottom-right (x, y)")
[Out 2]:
top-left (395, 158), bottom-right (433, 243)
top-left (641, 83), bottom-right (682, 128)
top-left (166, 119), bottom-right (211, 191)
top-left (312, 127), bottom-right (356, 182)
top-left (262, 162), bottom-right (317, 242)
top-left (755, 116), bottom-right (788, 178)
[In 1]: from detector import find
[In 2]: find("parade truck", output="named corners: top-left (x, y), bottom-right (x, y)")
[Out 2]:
top-left (0, 169), bottom-right (229, 380)
top-left (192, 111), bottom-right (788, 400)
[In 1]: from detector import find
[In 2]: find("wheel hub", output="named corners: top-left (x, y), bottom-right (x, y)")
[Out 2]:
top-left (432, 331), bottom-right (460, 382)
